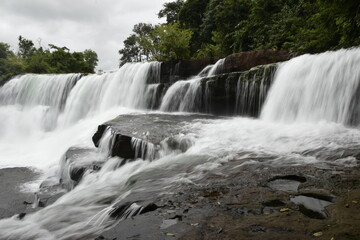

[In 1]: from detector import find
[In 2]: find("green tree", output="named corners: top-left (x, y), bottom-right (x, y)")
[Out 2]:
top-left (18, 36), bottom-right (36, 59)
top-left (0, 43), bottom-right (25, 84)
top-left (178, 0), bottom-right (210, 52)
top-left (0, 43), bottom-right (11, 59)
top-left (119, 23), bottom-right (155, 66)
top-left (119, 34), bottom-right (141, 66)
top-left (151, 23), bottom-right (193, 61)
top-left (83, 49), bottom-right (98, 73)
top-left (158, 0), bottom-right (184, 24)
top-left (213, 0), bottom-right (252, 54)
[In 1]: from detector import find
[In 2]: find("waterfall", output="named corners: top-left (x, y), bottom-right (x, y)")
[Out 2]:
top-left (144, 84), bottom-right (162, 109)
top-left (207, 58), bottom-right (225, 76)
top-left (234, 64), bottom-right (276, 116)
top-left (261, 48), bottom-right (360, 125)
top-left (60, 62), bottom-right (161, 126)
top-left (2, 48), bottom-right (360, 239)
top-left (159, 58), bottom-right (225, 112)
top-left (0, 74), bottom-right (79, 130)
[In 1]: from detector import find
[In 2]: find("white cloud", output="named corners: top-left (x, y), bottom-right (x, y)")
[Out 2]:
top-left (0, 0), bottom-right (168, 71)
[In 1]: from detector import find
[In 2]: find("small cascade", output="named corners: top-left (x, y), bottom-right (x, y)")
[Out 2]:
top-left (160, 78), bottom-right (203, 112)
top-left (234, 64), bottom-right (277, 116)
top-left (56, 127), bottom-right (115, 190)
top-left (207, 58), bottom-right (224, 76)
top-left (98, 127), bottom-right (115, 157)
top-left (261, 48), bottom-right (360, 125)
top-left (198, 65), bottom-right (214, 77)
top-left (146, 61), bottom-right (161, 84)
top-left (0, 73), bottom-right (79, 129)
top-left (131, 137), bottom-right (156, 161)
top-left (160, 58), bottom-right (225, 112)
top-left (158, 134), bottom-right (195, 158)
top-left (144, 84), bottom-right (162, 109)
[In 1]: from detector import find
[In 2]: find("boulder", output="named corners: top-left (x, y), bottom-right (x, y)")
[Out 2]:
top-left (92, 114), bottom-right (219, 160)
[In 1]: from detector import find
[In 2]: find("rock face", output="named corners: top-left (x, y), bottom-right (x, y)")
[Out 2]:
top-left (159, 57), bottom-right (220, 84)
top-left (159, 50), bottom-right (298, 84)
top-left (200, 63), bottom-right (277, 116)
top-left (92, 114), bottom-right (219, 160)
top-left (222, 49), bottom-right (300, 74)
top-left (145, 50), bottom-right (293, 117)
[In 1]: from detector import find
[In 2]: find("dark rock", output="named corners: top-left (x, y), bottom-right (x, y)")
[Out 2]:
top-left (269, 175), bottom-right (307, 183)
top-left (222, 49), bottom-right (300, 74)
top-left (17, 213), bottom-right (26, 220)
top-left (111, 134), bottom-right (135, 159)
top-left (109, 202), bottom-right (134, 219)
top-left (92, 114), bottom-right (219, 160)
top-left (92, 125), bottom-right (108, 147)
top-left (140, 203), bottom-right (159, 214)
top-left (159, 50), bottom-right (299, 84)
top-left (58, 147), bottom-right (102, 187)
top-left (262, 199), bottom-right (286, 207)
top-left (160, 58), bottom-right (220, 84)
top-left (198, 63), bottom-right (277, 116)
top-left (70, 166), bottom-right (86, 182)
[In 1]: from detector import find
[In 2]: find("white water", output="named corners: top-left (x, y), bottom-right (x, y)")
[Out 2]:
top-left (60, 62), bottom-right (160, 126)
top-left (261, 48), bottom-right (360, 124)
top-left (160, 58), bottom-right (225, 112)
top-left (0, 74), bottom-right (79, 130)
top-left (0, 48), bottom-right (360, 239)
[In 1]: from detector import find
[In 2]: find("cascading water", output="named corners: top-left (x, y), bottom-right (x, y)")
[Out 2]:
top-left (1, 48), bottom-right (360, 239)
top-left (261, 48), bottom-right (360, 124)
top-left (60, 62), bottom-right (161, 126)
top-left (0, 73), bottom-right (79, 130)
top-left (160, 58), bottom-right (225, 112)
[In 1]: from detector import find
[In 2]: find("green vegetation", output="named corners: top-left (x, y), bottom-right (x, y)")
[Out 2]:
top-left (0, 36), bottom-right (98, 84)
top-left (119, 22), bottom-right (193, 65)
top-left (119, 0), bottom-right (360, 65)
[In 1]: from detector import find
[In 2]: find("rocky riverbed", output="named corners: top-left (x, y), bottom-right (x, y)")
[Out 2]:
top-left (90, 114), bottom-right (360, 240)
top-left (99, 160), bottom-right (360, 240)
top-left (2, 113), bottom-right (360, 240)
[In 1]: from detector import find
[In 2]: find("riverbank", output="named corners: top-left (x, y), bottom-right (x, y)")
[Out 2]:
top-left (100, 160), bottom-right (360, 240)
top-left (0, 168), bottom-right (39, 219)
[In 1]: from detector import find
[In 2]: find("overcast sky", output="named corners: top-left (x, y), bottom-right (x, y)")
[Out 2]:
top-left (0, 0), bottom-right (168, 71)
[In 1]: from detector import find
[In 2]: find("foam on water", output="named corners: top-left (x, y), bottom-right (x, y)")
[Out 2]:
top-left (261, 48), bottom-right (360, 124)
top-left (0, 48), bottom-right (360, 238)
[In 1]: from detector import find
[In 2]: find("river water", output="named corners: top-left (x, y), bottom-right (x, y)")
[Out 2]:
top-left (0, 48), bottom-right (359, 239)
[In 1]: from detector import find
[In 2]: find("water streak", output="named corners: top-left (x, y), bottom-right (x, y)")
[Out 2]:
top-left (261, 48), bottom-right (360, 124)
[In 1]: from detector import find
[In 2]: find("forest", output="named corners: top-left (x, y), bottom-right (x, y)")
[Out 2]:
top-left (0, 36), bottom-right (98, 84)
top-left (119, 0), bottom-right (360, 65)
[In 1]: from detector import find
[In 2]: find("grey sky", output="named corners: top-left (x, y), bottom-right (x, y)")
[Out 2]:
top-left (0, 0), bottom-right (168, 71)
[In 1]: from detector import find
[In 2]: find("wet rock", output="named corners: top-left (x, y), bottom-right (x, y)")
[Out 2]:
top-left (222, 49), bottom-right (300, 74)
top-left (111, 134), bottom-right (135, 159)
top-left (291, 193), bottom-right (334, 219)
top-left (267, 175), bottom-right (307, 192)
top-left (92, 125), bottom-right (107, 147)
top-left (92, 114), bottom-right (219, 160)
top-left (262, 199), bottom-right (286, 207)
top-left (160, 58), bottom-right (220, 84)
top-left (58, 147), bottom-right (103, 188)
top-left (159, 50), bottom-right (299, 84)
top-left (198, 63), bottom-right (278, 116)
top-left (140, 203), bottom-right (159, 214)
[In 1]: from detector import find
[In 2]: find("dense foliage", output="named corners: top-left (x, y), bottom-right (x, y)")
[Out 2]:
top-left (119, 0), bottom-right (360, 65)
top-left (0, 36), bottom-right (98, 84)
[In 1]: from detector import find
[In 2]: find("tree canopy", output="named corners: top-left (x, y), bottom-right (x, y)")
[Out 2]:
top-left (0, 36), bottom-right (98, 84)
top-left (119, 0), bottom-right (360, 65)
